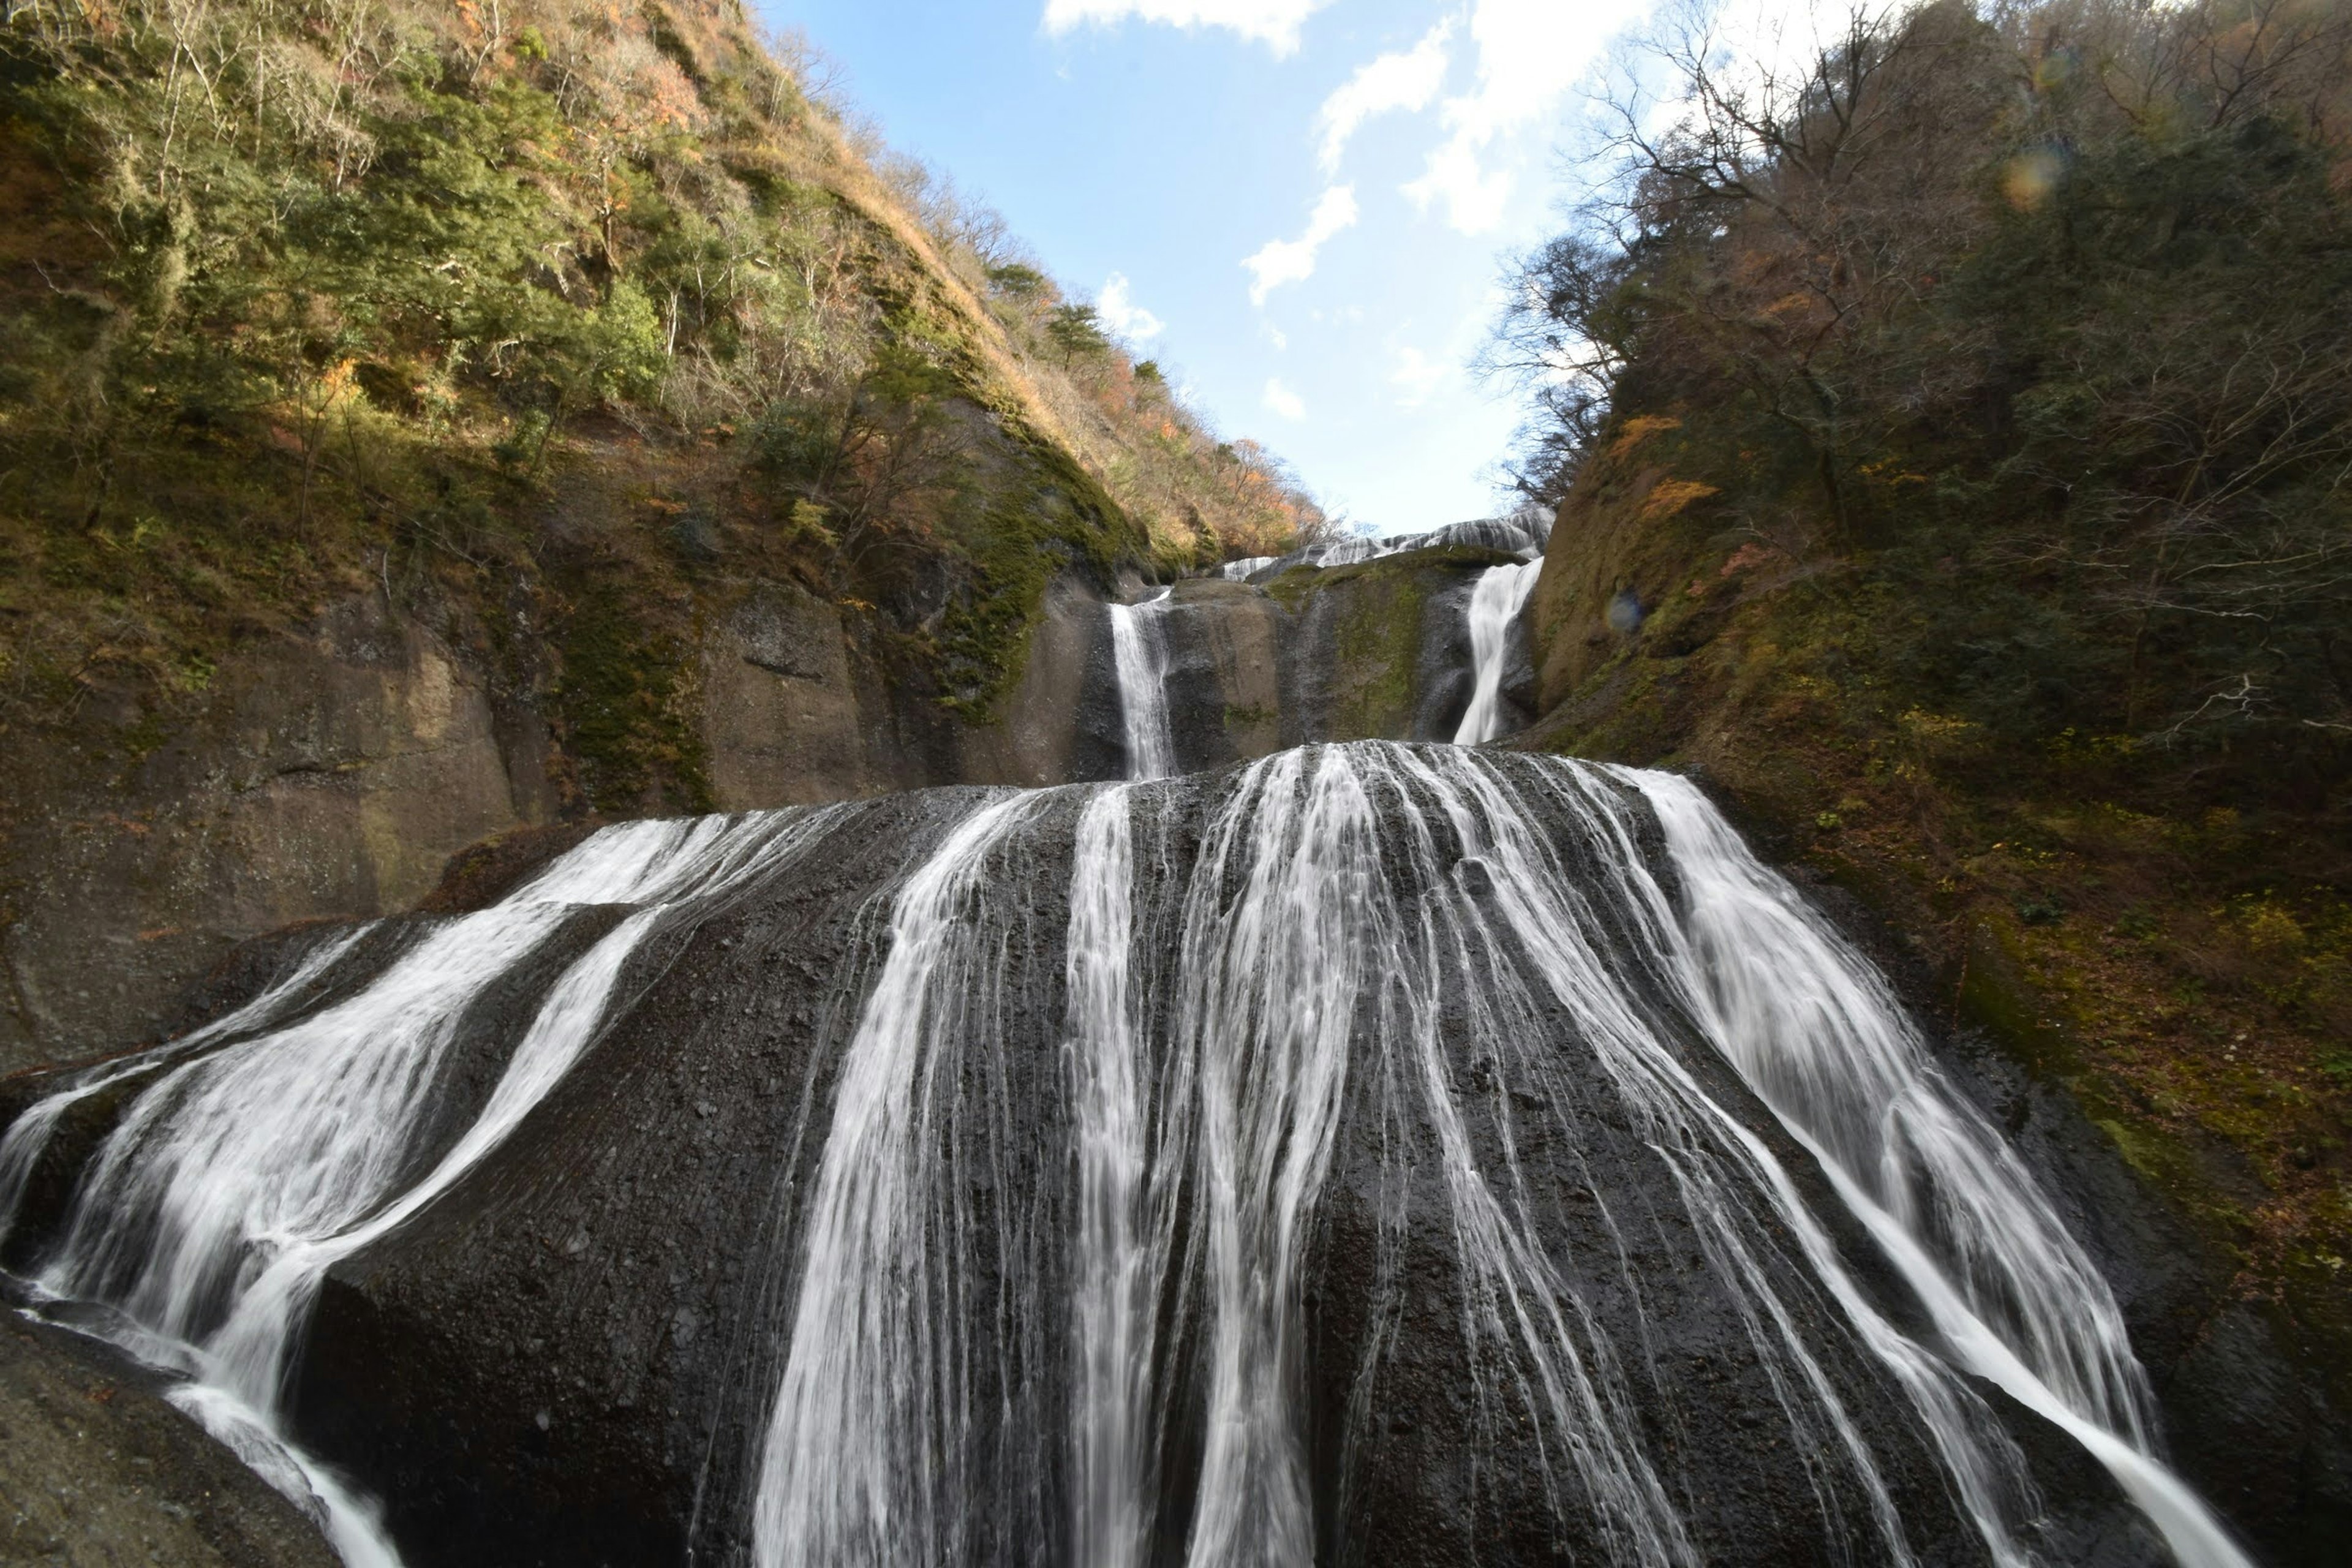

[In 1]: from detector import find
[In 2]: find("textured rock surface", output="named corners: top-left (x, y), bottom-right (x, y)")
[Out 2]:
top-left (700, 580), bottom-right (875, 808)
top-left (951, 571), bottom-right (1125, 788)
top-left (0, 1312), bottom-right (337, 1568)
top-left (0, 762), bottom-right (2147, 1568)
top-left (0, 565), bottom-right (1125, 1078)
top-left (0, 594), bottom-right (542, 1075)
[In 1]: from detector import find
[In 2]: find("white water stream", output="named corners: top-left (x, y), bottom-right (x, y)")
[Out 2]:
top-left (1452, 556), bottom-right (1545, 745)
top-left (0, 926), bottom-right (368, 1254)
top-left (750, 794), bottom-right (1040, 1567)
top-left (3, 809), bottom-right (839, 1564)
top-left (1153, 507), bottom-right (1551, 766)
top-left (738, 745), bottom-right (2246, 1568)
top-left (1623, 769), bottom-right (2247, 1567)
top-left (1107, 588), bottom-right (1178, 780)
top-left (1065, 788), bottom-right (1161, 1568)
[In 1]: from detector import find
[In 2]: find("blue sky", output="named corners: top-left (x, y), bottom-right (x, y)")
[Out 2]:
top-left (759, 0), bottom-right (1656, 535)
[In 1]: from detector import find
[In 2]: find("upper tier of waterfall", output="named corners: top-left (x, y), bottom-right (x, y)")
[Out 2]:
top-left (0, 743), bottom-right (2248, 1568)
top-left (1103, 505), bottom-right (1551, 777)
top-left (1452, 557), bottom-right (1546, 746)
top-left (1106, 590), bottom-right (1178, 781)
top-left (1213, 502), bottom-right (1553, 584)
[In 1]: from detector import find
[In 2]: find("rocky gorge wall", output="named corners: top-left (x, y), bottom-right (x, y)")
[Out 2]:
top-left (0, 569), bottom-right (1125, 1077)
top-left (0, 535), bottom-right (1532, 1077)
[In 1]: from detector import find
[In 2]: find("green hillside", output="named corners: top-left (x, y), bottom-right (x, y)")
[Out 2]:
top-left (0, 0), bottom-right (1320, 809)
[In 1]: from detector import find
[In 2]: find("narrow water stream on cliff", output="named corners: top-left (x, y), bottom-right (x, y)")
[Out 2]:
top-left (1452, 557), bottom-right (1545, 746)
top-left (1108, 587), bottom-right (1179, 782)
top-left (0, 537), bottom-right (2255, 1567)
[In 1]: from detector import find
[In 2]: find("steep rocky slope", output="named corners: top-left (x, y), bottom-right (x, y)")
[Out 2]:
top-left (0, 746), bottom-right (2245, 1566)
top-left (0, 1312), bottom-right (338, 1568)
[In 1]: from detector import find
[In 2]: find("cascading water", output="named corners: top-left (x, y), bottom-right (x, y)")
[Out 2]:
top-left (0, 925), bottom-right (368, 1253)
top-left (2, 744), bottom-right (2254, 1568)
top-left (1183, 505), bottom-right (1551, 755)
top-left (737, 746), bottom-right (2242, 1568)
top-left (1450, 556), bottom-right (1544, 745)
top-left (1107, 587), bottom-right (1178, 779)
top-left (1624, 771), bottom-right (2247, 1566)
top-left (1063, 788), bottom-right (1163, 1568)
top-left (1, 807), bottom-right (843, 1564)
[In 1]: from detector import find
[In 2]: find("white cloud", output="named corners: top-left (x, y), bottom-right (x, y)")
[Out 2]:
top-left (1404, 135), bottom-right (1513, 233)
top-left (1243, 184), bottom-right (1359, 305)
top-left (1262, 377), bottom-right (1306, 419)
top-left (1096, 273), bottom-right (1163, 342)
top-left (1403, 0), bottom-right (1648, 233)
top-left (1390, 345), bottom-right (1449, 408)
top-left (1042, 0), bottom-right (1330, 55)
top-left (1315, 20), bottom-right (1453, 174)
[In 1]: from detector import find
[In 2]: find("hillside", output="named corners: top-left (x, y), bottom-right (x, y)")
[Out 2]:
top-left (0, 0), bottom-right (1320, 1061)
top-left (1504, 0), bottom-right (2352, 1542)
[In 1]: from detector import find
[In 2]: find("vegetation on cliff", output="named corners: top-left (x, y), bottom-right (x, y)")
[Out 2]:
top-left (1506, 0), bottom-right (2352, 1428)
top-left (0, 0), bottom-right (1321, 809)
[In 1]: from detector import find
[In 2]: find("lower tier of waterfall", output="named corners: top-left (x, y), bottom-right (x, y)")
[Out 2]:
top-left (0, 744), bottom-right (2248, 1568)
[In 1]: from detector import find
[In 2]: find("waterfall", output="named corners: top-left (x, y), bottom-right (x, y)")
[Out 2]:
top-left (1065, 788), bottom-right (1160, 1568)
top-left (3, 743), bottom-right (2252, 1568)
top-left (2, 808), bottom-right (842, 1564)
top-left (1622, 771), bottom-right (2247, 1567)
top-left (1451, 557), bottom-right (1544, 745)
top-left (0, 925), bottom-right (368, 1253)
top-left (1107, 588), bottom-right (1178, 780)
top-left (749, 794), bottom-right (1043, 1568)
top-left (739, 745), bottom-right (2245, 1568)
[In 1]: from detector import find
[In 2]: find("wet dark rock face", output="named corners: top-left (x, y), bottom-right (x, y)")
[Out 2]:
top-left (0, 747), bottom-right (2311, 1566)
top-left (288, 791), bottom-right (993, 1568)
top-left (0, 1311), bottom-right (338, 1568)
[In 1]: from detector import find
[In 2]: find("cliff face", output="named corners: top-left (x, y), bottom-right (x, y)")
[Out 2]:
top-left (1102, 545), bottom-right (1526, 779)
top-left (0, 510), bottom-right (1547, 1067)
top-left (0, 571), bottom-right (1123, 1068)
top-left (0, 0), bottom-right (1311, 1068)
